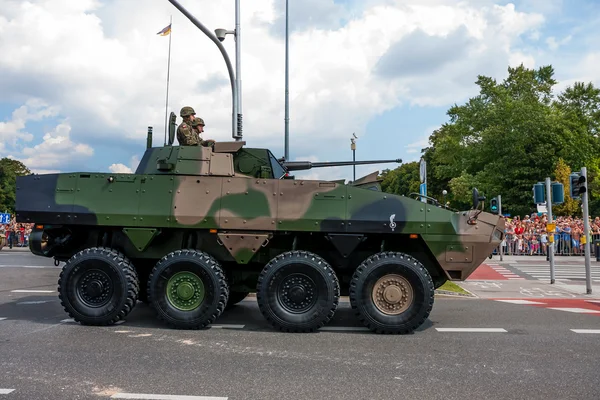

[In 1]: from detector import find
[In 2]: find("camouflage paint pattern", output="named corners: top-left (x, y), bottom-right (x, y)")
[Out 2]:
top-left (15, 142), bottom-right (504, 281)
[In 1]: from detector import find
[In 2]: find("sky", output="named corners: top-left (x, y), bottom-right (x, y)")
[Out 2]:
top-left (1, 0), bottom-right (599, 183)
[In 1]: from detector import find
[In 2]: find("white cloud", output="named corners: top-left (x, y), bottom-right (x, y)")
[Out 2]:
top-left (108, 154), bottom-right (139, 173)
top-left (18, 120), bottom-right (94, 173)
top-left (0, 0), bottom-right (549, 173)
top-left (0, 99), bottom-right (58, 148)
top-left (546, 35), bottom-right (572, 51)
top-left (108, 163), bottom-right (132, 173)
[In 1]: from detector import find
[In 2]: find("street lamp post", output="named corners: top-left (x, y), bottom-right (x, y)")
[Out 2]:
top-left (215, 0), bottom-right (242, 140)
top-left (350, 133), bottom-right (357, 182)
top-left (284, 0), bottom-right (290, 162)
top-left (167, 0), bottom-right (240, 140)
top-left (442, 190), bottom-right (447, 208)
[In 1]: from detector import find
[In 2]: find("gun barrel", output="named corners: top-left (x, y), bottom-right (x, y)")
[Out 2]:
top-left (284, 159), bottom-right (402, 171)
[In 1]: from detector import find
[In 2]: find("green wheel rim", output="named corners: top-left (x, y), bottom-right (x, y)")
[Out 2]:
top-left (166, 271), bottom-right (205, 311)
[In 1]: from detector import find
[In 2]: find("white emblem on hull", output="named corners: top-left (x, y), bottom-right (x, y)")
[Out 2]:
top-left (389, 214), bottom-right (396, 231)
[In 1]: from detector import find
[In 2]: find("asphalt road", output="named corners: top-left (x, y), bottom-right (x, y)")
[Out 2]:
top-left (1, 249), bottom-right (600, 400)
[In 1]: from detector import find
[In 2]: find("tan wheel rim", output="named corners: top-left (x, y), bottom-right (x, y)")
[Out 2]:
top-left (371, 274), bottom-right (413, 315)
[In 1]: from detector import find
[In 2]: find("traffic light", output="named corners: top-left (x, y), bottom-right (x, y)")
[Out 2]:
top-left (533, 183), bottom-right (545, 204)
top-left (570, 173), bottom-right (586, 199)
top-left (490, 197), bottom-right (499, 214)
top-left (551, 182), bottom-right (564, 204)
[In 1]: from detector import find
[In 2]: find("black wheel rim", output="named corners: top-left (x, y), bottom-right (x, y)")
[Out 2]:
top-left (74, 268), bottom-right (114, 308)
top-left (276, 272), bottom-right (318, 314)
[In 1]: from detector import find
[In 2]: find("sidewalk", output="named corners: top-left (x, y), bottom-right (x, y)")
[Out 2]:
top-left (0, 246), bottom-right (30, 252)
top-left (489, 255), bottom-right (597, 262)
top-left (459, 274), bottom-right (600, 299)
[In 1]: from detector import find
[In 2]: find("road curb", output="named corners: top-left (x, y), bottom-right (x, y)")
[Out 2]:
top-left (435, 289), bottom-right (477, 298)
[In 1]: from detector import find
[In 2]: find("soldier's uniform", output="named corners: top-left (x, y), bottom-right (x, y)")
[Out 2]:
top-left (177, 106), bottom-right (200, 146)
top-left (191, 117), bottom-right (215, 147)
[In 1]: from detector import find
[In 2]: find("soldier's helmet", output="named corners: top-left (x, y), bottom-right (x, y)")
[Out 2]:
top-left (180, 106), bottom-right (196, 117)
top-left (191, 117), bottom-right (205, 127)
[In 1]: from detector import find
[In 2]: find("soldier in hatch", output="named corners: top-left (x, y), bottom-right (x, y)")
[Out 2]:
top-left (191, 117), bottom-right (216, 147)
top-left (177, 106), bottom-right (199, 146)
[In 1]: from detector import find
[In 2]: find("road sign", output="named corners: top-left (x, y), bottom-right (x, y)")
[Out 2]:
top-left (419, 158), bottom-right (426, 183)
top-left (0, 213), bottom-right (10, 224)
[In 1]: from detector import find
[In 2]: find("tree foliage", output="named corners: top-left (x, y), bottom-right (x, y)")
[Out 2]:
top-left (380, 162), bottom-right (420, 197)
top-left (381, 64), bottom-right (600, 217)
top-left (0, 158), bottom-right (31, 214)
top-left (552, 158), bottom-right (579, 217)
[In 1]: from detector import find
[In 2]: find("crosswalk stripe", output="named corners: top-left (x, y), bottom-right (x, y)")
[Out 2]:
top-left (571, 329), bottom-right (600, 334)
top-left (547, 308), bottom-right (600, 314)
top-left (0, 389), bottom-right (15, 394)
top-left (495, 300), bottom-right (545, 305)
top-left (0, 318), bottom-right (6, 321)
top-left (111, 394), bottom-right (227, 399)
top-left (435, 328), bottom-right (507, 332)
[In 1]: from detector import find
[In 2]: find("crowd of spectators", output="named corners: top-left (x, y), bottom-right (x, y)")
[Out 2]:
top-left (0, 217), bottom-right (33, 248)
top-left (500, 214), bottom-right (600, 256)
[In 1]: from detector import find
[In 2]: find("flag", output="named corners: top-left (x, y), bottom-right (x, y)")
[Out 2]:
top-left (157, 23), bottom-right (171, 36)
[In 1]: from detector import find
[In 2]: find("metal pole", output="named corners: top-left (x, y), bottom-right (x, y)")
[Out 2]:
top-left (353, 149), bottom-right (356, 181)
top-left (546, 177), bottom-right (555, 284)
top-left (284, 0), bottom-right (290, 161)
top-left (164, 15), bottom-right (173, 146)
top-left (498, 194), bottom-right (503, 261)
top-left (235, 0), bottom-right (242, 139)
top-left (166, 0), bottom-right (239, 140)
top-left (582, 167), bottom-right (592, 294)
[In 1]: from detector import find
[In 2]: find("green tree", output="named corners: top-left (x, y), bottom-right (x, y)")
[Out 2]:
top-left (552, 158), bottom-right (579, 216)
top-left (380, 162), bottom-right (420, 197)
top-left (421, 64), bottom-right (569, 216)
top-left (0, 158), bottom-right (31, 214)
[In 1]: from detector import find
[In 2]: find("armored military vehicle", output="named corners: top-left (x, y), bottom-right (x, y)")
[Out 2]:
top-left (14, 124), bottom-right (504, 334)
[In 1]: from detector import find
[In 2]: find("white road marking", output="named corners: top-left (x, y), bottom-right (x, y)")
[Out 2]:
top-left (0, 318), bottom-right (6, 321)
top-left (209, 324), bottom-right (245, 329)
top-left (16, 300), bottom-right (55, 305)
top-left (508, 277), bottom-right (526, 280)
top-left (61, 319), bottom-right (75, 323)
top-left (128, 333), bottom-right (153, 337)
top-left (547, 308), bottom-right (600, 314)
top-left (115, 330), bottom-right (133, 333)
top-left (0, 265), bottom-right (60, 269)
top-left (495, 300), bottom-right (545, 305)
top-left (0, 389), bottom-right (15, 394)
top-left (435, 328), bottom-right (507, 332)
top-left (11, 289), bottom-right (55, 293)
top-left (571, 329), bottom-right (600, 334)
top-left (111, 393), bottom-right (227, 399)
top-left (319, 326), bottom-right (370, 331)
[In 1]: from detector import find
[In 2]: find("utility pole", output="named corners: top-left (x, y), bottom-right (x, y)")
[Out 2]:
top-left (545, 177), bottom-right (556, 284)
top-left (235, 0), bottom-right (242, 140)
top-left (284, 0), bottom-right (290, 161)
top-left (581, 167), bottom-right (592, 294)
top-left (498, 194), bottom-right (503, 261)
top-left (350, 133), bottom-right (357, 181)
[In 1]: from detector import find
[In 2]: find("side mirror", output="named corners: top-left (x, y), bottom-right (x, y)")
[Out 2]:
top-left (472, 188), bottom-right (486, 210)
top-left (472, 188), bottom-right (480, 210)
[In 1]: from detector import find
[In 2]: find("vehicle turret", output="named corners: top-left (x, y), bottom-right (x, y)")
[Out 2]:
top-left (136, 121), bottom-right (402, 180)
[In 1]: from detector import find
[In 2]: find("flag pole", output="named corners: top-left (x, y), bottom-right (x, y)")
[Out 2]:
top-left (164, 15), bottom-right (173, 145)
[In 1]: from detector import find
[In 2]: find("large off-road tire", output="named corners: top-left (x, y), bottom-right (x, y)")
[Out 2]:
top-left (256, 250), bottom-right (340, 333)
top-left (58, 247), bottom-right (139, 326)
top-left (349, 252), bottom-right (434, 334)
top-left (147, 249), bottom-right (229, 330)
top-left (226, 291), bottom-right (250, 309)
